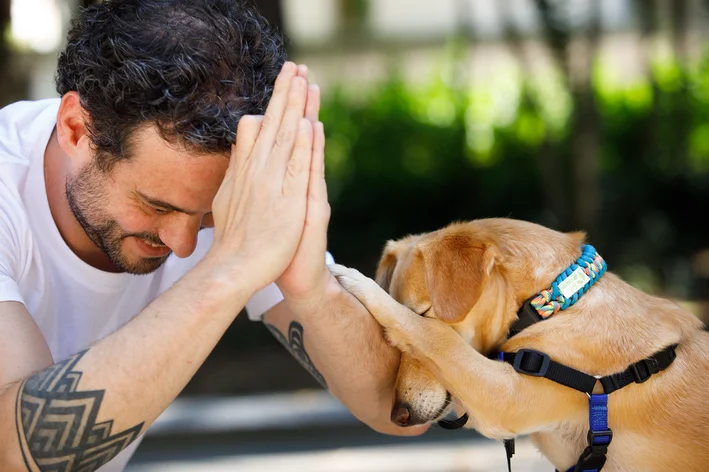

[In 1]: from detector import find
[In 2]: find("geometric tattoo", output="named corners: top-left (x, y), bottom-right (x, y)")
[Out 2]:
top-left (15, 350), bottom-right (144, 472)
top-left (265, 321), bottom-right (328, 388)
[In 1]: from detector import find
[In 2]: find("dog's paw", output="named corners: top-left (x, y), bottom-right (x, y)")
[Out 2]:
top-left (329, 264), bottom-right (419, 343)
top-left (328, 263), bottom-right (373, 300)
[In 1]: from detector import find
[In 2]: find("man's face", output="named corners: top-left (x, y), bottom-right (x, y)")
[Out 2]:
top-left (66, 126), bottom-right (230, 274)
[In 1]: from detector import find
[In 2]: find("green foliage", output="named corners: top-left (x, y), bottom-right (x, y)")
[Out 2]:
top-left (320, 53), bottom-right (709, 299)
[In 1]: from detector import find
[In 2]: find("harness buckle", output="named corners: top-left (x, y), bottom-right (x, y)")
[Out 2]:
top-left (587, 428), bottom-right (613, 446)
top-left (573, 444), bottom-right (609, 471)
top-left (512, 349), bottom-right (551, 377)
top-left (508, 299), bottom-right (545, 337)
top-left (630, 358), bottom-right (659, 383)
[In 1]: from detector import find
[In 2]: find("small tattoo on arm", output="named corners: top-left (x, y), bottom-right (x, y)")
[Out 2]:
top-left (15, 350), bottom-right (144, 472)
top-left (265, 321), bottom-right (328, 388)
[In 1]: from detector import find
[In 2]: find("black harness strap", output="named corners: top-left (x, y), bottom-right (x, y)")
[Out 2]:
top-left (599, 344), bottom-right (677, 394)
top-left (497, 344), bottom-right (677, 395)
top-left (498, 349), bottom-right (596, 394)
top-left (498, 345), bottom-right (678, 396)
top-left (497, 344), bottom-right (678, 472)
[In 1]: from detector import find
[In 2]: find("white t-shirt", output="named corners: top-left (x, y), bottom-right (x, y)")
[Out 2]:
top-left (0, 99), bottom-right (286, 470)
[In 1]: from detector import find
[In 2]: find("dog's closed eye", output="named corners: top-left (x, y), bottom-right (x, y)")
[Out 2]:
top-left (417, 307), bottom-right (432, 317)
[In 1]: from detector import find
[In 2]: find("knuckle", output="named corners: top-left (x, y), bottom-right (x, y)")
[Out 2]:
top-left (275, 127), bottom-right (295, 147)
top-left (286, 155), bottom-right (303, 175)
top-left (294, 122), bottom-right (313, 147)
top-left (241, 114), bottom-right (262, 129)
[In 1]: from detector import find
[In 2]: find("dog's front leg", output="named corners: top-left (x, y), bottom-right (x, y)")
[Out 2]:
top-left (330, 264), bottom-right (586, 439)
top-left (329, 264), bottom-right (433, 353)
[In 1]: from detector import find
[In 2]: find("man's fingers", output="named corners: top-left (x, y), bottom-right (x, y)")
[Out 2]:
top-left (297, 64), bottom-right (319, 123)
top-left (305, 84), bottom-right (320, 123)
top-left (308, 121), bottom-right (328, 203)
top-left (267, 75), bottom-right (308, 169)
top-left (253, 61), bottom-right (297, 156)
top-left (298, 64), bottom-right (320, 123)
top-left (233, 115), bottom-right (264, 169)
top-left (283, 118), bottom-right (314, 197)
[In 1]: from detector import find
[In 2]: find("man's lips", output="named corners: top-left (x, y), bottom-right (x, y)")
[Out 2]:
top-left (133, 237), bottom-right (171, 257)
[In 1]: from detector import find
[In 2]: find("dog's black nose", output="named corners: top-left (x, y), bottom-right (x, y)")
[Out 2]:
top-left (391, 403), bottom-right (411, 426)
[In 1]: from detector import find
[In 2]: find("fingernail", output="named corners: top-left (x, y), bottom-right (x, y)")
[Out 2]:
top-left (309, 84), bottom-right (319, 94)
top-left (283, 61), bottom-right (295, 72)
top-left (298, 64), bottom-right (308, 76)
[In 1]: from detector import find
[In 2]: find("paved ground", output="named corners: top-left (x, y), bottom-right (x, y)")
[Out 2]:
top-left (125, 391), bottom-right (554, 472)
top-left (127, 436), bottom-right (552, 472)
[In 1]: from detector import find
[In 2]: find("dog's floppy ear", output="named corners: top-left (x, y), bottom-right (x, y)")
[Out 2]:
top-left (419, 232), bottom-right (497, 324)
top-left (376, 241), bottom-right (400, 291)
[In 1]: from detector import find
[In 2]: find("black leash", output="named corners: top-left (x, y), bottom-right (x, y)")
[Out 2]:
top-left (503, 438), bottom-right (515, 472)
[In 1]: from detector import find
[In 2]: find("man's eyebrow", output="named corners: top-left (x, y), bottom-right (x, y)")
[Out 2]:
top-left (136, 191), bottom-right (198, 216)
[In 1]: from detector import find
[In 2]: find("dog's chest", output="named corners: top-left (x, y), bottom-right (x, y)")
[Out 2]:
top-left (531, 425), bottom-right (648, 472)
top-left (530, 423), bottom-right (588, 470)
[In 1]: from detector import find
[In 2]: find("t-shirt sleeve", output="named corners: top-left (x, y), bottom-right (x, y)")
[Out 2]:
top-left (0, 185), bottom-right (28, 304)
top-left (244, 251), bottom-right (336, 321)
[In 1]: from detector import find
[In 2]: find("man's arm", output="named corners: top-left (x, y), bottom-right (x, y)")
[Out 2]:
top-left (260, 67), bottom-right (427, 437)
top-left (262, 280), bottom-right (428, 437)
top-left (0, 262), bottom-right (253, 471)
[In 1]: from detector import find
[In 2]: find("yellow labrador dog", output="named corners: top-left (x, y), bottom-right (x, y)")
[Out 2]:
top-left (329, 218), bottom-right (709, 472)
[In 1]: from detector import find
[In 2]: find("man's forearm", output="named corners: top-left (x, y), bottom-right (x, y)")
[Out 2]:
top-left (0, 259), bottom-right (252, 471)
top-left (264, 279), bottom-right (427, 436)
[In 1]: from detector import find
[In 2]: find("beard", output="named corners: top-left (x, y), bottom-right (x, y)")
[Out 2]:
top-left (65, 159), bottom-right (170, 275)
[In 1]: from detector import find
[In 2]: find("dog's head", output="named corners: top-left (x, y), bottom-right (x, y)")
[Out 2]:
top-left (376, 218), bottom-right (586, 427)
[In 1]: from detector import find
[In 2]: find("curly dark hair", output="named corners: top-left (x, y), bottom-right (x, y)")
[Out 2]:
top-left (56, 0), bottom-right (286, 171)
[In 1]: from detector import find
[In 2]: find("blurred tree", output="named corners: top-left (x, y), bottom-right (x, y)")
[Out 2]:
top-left (502, 0), bottom-right (568, 226)
top-left (671, 0), bottom-right (690, 174)
top-left (0, 0), bottom-right (27, 107)
top-left (535, 0), bottom-right (602, 240)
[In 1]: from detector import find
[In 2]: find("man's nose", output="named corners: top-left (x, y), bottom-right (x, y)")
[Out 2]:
top-left (158, 214), bottom-right (202, 258)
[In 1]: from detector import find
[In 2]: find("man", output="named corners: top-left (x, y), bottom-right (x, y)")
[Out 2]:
top-left (0, 1), bottom-right (425, 471)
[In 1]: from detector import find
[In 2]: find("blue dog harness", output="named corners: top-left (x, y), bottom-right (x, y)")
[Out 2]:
top-left (439, 245), bottom-right (679, 472)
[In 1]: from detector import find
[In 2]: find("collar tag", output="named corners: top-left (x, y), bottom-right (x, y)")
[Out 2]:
top-left (557, 267), bottom-right (590, 298)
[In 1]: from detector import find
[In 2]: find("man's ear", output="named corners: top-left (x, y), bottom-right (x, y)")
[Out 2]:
top-left (56, 91), bottom-right (93, 168)
top-left (419, 232), bottom-right (497, 324)
top-left (375, 241), bottom-right (400, 291)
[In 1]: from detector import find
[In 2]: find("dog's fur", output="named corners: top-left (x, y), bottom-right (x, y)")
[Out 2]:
top-left (330, 218), bottom-right (709, 471)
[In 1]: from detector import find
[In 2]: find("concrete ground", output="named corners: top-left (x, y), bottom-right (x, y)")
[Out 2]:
top-left (126, 390), bottom-right (554, 472)
top-left (127, 436), bottom-right (552, 472)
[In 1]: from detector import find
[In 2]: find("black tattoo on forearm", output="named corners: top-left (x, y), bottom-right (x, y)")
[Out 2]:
top-left (265, 321), bottom-right (328, 388)
top-left (15, 350), bottom-right (144, 472)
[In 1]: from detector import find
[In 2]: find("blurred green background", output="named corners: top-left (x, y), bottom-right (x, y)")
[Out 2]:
top-left (2, 0), bottom-right (707, 401)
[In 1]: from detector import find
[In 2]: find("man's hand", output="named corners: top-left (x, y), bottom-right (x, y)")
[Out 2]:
top-left (276, 66), bottom-right (332, 301)
top-left (205, 61), bottom-right (315, 294)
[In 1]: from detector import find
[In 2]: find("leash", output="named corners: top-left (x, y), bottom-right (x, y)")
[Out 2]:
top-left (437, 245), bottom-right (679, 472)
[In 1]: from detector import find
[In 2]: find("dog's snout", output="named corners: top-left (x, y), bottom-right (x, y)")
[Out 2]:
top-left (391, 403), bottom-right (412, 426)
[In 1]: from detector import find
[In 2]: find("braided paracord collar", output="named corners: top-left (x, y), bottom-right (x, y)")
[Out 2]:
top-left (529, 244), bottom-right (607, 318)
